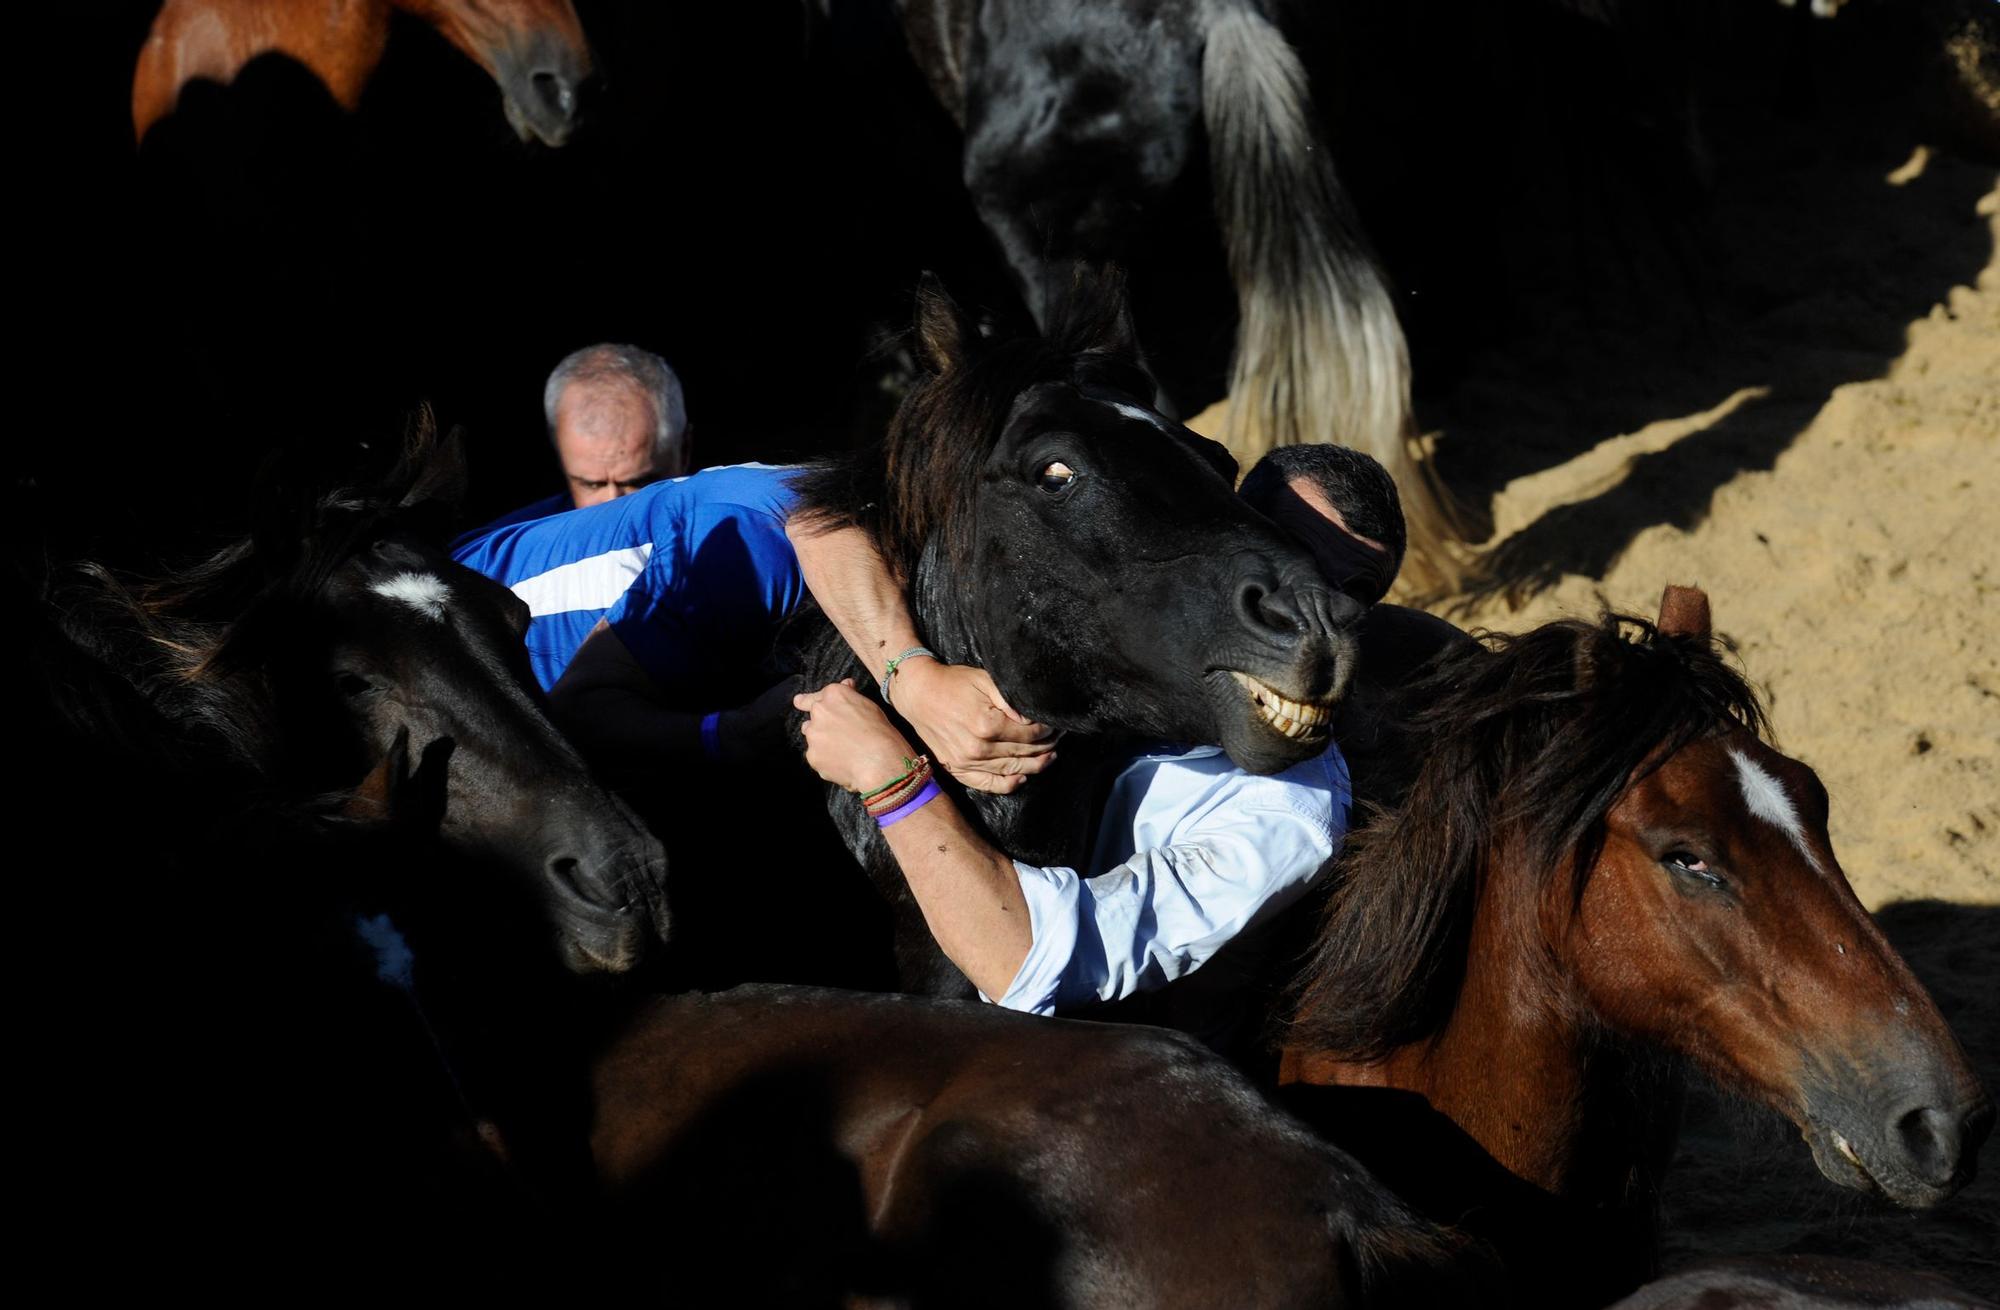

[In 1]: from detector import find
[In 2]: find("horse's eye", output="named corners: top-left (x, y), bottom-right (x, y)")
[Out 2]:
top-left (1664, 851), bottom-right (1725, 889)
top-left (1038, 462), bottom-right (1077, 493)
top-left (335, 672), bottom-right (376, 698)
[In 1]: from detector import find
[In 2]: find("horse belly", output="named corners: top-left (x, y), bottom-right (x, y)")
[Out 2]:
top-left (961, 1), bottom-right (1206, 263)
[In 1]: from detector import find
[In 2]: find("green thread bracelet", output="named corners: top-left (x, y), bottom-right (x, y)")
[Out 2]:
top-left (881, 646), bottom-right (938, 707)
top-left (860, 755), bottom-right (927, 802)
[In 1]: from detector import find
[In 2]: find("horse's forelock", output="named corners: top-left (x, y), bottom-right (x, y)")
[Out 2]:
top-left (1289, 612), bottom-right (1768, 1061)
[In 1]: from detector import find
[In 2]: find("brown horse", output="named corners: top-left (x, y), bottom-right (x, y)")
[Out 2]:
top-left (582, 984), bottom-right (1484, 1308)
top-left (132, 0), bottom-right (590, 146)
top-left (1277, 587), bottom-right (1991, 1306)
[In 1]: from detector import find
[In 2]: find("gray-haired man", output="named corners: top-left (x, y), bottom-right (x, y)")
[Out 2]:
top-left (482, 344), bottom-right (693, 530)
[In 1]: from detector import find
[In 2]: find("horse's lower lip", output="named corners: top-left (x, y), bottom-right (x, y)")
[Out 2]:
top-left (1229, 671), bottom-right (1331, 742)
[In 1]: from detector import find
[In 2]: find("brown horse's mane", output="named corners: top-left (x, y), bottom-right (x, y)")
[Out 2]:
top-left (1289, 612), bottom-right (1770, 1062)
top-left (788, 269), bottom-right (1156, 586)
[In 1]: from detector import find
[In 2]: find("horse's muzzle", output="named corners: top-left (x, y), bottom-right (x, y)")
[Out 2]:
top-left (495, 33), bottom-right (591, 147)
top-left (1800, 1058), bottom-right (1992, 1208)
top-left (541, 838), bottom-right (670, 974)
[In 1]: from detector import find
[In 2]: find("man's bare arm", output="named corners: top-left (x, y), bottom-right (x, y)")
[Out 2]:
top-left (793, 679), bottom-right (1030, 997)
top-left (786, 515), bottom-right (1056, 793)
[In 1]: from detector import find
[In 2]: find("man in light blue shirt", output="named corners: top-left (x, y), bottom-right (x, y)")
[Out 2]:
top-left (790, 442), bottom-right (1397, 1023)
top-left (999, 741), bottom-right (1348, 1015)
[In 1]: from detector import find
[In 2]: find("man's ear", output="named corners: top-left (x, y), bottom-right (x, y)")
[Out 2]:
top-left (1657, 584), bottom-right (1711, 639)
top-left (914, 272), bottom-right (977, 375)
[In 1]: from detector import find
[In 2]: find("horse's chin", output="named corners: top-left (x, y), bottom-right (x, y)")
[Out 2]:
top-left (1208, 671), bottom-right (1334, 775)
top-left (502, 93), bottom-right (576, 148)
top-left (555, 919), bottom-right (649, 976)
top-left (1801, 1119), bottom-right (1964, 1210)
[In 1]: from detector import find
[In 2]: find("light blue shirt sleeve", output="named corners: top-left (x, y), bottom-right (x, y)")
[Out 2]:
top-left (994, 744), bottom-right (1350, 1016)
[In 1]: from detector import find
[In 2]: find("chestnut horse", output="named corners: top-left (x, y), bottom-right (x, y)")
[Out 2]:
top-left (133, 0), bottom-right (590, 146)
top-left (1277, 587), bottom-right (1991, 1307)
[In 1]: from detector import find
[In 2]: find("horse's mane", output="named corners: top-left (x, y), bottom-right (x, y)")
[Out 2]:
top-left (1289, 612), bottom-right (1769, 1062)
top-left (54, 417), bottom-right (453, 779)
top-left (789, 270), bottom-right (1153, 587)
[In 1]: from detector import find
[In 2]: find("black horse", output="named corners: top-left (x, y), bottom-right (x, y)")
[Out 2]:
top-left (58, 421), bottom-right (671, 974)
top-left (791, 268), bottom-right (1360, 996)
top-left (884, 0), bottom-right (1459, 590)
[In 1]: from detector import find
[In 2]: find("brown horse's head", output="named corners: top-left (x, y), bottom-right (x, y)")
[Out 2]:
top-left (1559, 589), bottom-right (1989, 1208)
top-left (1292, 587), bottom-right (1989, 1209)
top-left (399, 0), bottom-right (591, 146)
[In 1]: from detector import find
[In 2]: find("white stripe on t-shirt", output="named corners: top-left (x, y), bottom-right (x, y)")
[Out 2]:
top-left (510, 543), bottom-right (654, 617)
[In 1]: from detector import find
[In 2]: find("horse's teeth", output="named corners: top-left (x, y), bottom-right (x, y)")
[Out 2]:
top-left (1231, 672), bottom-right (1332, 739)
top-left (1834, 1134), bottom-right (1863, 1168)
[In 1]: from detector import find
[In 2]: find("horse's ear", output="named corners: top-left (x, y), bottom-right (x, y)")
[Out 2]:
top-left (914, 272), bottom-right (976, 375)
top-left (1050, 262), bottom-right (1139, 361)
top-left (1657, 584), bottom-right (1711, 639)
top-left (397, 421), bottom-right (469, 514)
top-left (339, 726), bottom-right (412, 824)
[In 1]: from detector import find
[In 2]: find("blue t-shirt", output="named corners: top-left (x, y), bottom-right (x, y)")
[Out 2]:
top-left (451, 463), bottom-right (805, 701)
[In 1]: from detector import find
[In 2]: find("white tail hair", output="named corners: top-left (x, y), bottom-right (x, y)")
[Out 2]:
top-left (1203, 3), bottom-right (1465, 594)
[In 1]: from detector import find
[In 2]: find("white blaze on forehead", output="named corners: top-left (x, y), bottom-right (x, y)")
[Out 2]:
top-left (1105, 400), bottom-right (1175, 433)
top-left (372, 572), bottom-right (451, 621)
top-left (1731, 748), bottom-right (1825, 873)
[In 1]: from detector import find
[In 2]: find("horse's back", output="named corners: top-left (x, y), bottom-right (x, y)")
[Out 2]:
top-left (589, 985), bottom-right (1471, 1307)
top-left (1608, 1256), bottom-right (1994, 1310)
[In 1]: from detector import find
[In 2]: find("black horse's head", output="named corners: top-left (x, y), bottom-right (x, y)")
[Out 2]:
top-left (85, 425), bottom-right (671, 974)
top-left (809, 271), bottom-right (1357, 772)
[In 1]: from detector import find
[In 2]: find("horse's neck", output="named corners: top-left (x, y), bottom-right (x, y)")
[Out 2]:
top-left (173, 0), bottom-right (393, 108)
top-left (962, 734), bottom-right (1123, 868)
top-left (1286, 870), bottom-right (1678, 1208)
top-left (915, 552), bottom-right (1117, 867)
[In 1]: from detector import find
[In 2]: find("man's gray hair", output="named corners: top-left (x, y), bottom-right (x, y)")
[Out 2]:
top-left (544, 343), bottom-right (689, 470)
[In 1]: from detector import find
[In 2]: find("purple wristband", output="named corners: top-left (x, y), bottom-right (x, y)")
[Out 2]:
top-left (874, 778), bottom-right (941, 828)
top-left (699, 711), bottom-right (723, 762)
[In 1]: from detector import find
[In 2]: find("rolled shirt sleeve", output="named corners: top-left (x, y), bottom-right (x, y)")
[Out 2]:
top-left (994, 744), bottom-right (1350, 1015)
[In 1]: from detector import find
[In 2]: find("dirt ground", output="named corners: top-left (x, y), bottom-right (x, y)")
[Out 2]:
top-left (1194, 56), bottom-right (2000, 1301)
top-left (1424, 114), bottom-right (2000, 1301)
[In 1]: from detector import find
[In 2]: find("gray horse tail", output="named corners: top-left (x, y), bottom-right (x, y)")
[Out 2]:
top-left (1201, 2), bottom-right (1464, 594)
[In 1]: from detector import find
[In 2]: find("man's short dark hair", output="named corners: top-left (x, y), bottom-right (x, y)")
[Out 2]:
top-left (1239, 444), bottom-right (1407, 573)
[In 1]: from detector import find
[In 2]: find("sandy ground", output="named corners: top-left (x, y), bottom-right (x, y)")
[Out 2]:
top-left (1196, 83), bottom-right (1999, 1302)
top-left (1438, 153), bottom-right (1999, 916)
top-left (1427, 131), bottom-right (2000, 1302)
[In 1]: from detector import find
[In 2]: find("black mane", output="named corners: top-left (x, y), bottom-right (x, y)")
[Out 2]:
top-left (789, 269), bottom-right (1154, 590)
top-left (1289, 612), bottom-right (1769, 1061)
top-left (55, 418), bottom-right (455, 784)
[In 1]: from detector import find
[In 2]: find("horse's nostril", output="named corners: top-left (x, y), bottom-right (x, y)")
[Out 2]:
top-left (546, 854), bottom-right (602, 906)
top-left (530, 70), bottom-right (575, 118)
top-left (1893, 1105), bottom-right (1961, 1183)
top-left (1238, 578), bottom-right (1302, 638)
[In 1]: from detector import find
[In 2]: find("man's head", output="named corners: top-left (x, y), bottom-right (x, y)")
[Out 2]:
top-left (1239, 445), bottom-right (1406, 606)
top-left (544, 344), bottom-right (690, 509)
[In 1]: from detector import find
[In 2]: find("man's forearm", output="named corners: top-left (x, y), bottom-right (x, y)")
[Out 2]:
top-left (787, 517), bottom-right (921, 679)
top-left (879, 798), bottom-right (1032, 999)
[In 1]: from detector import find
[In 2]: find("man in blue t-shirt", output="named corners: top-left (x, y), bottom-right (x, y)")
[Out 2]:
top-left (451, 462), bottom-right (807, 767)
